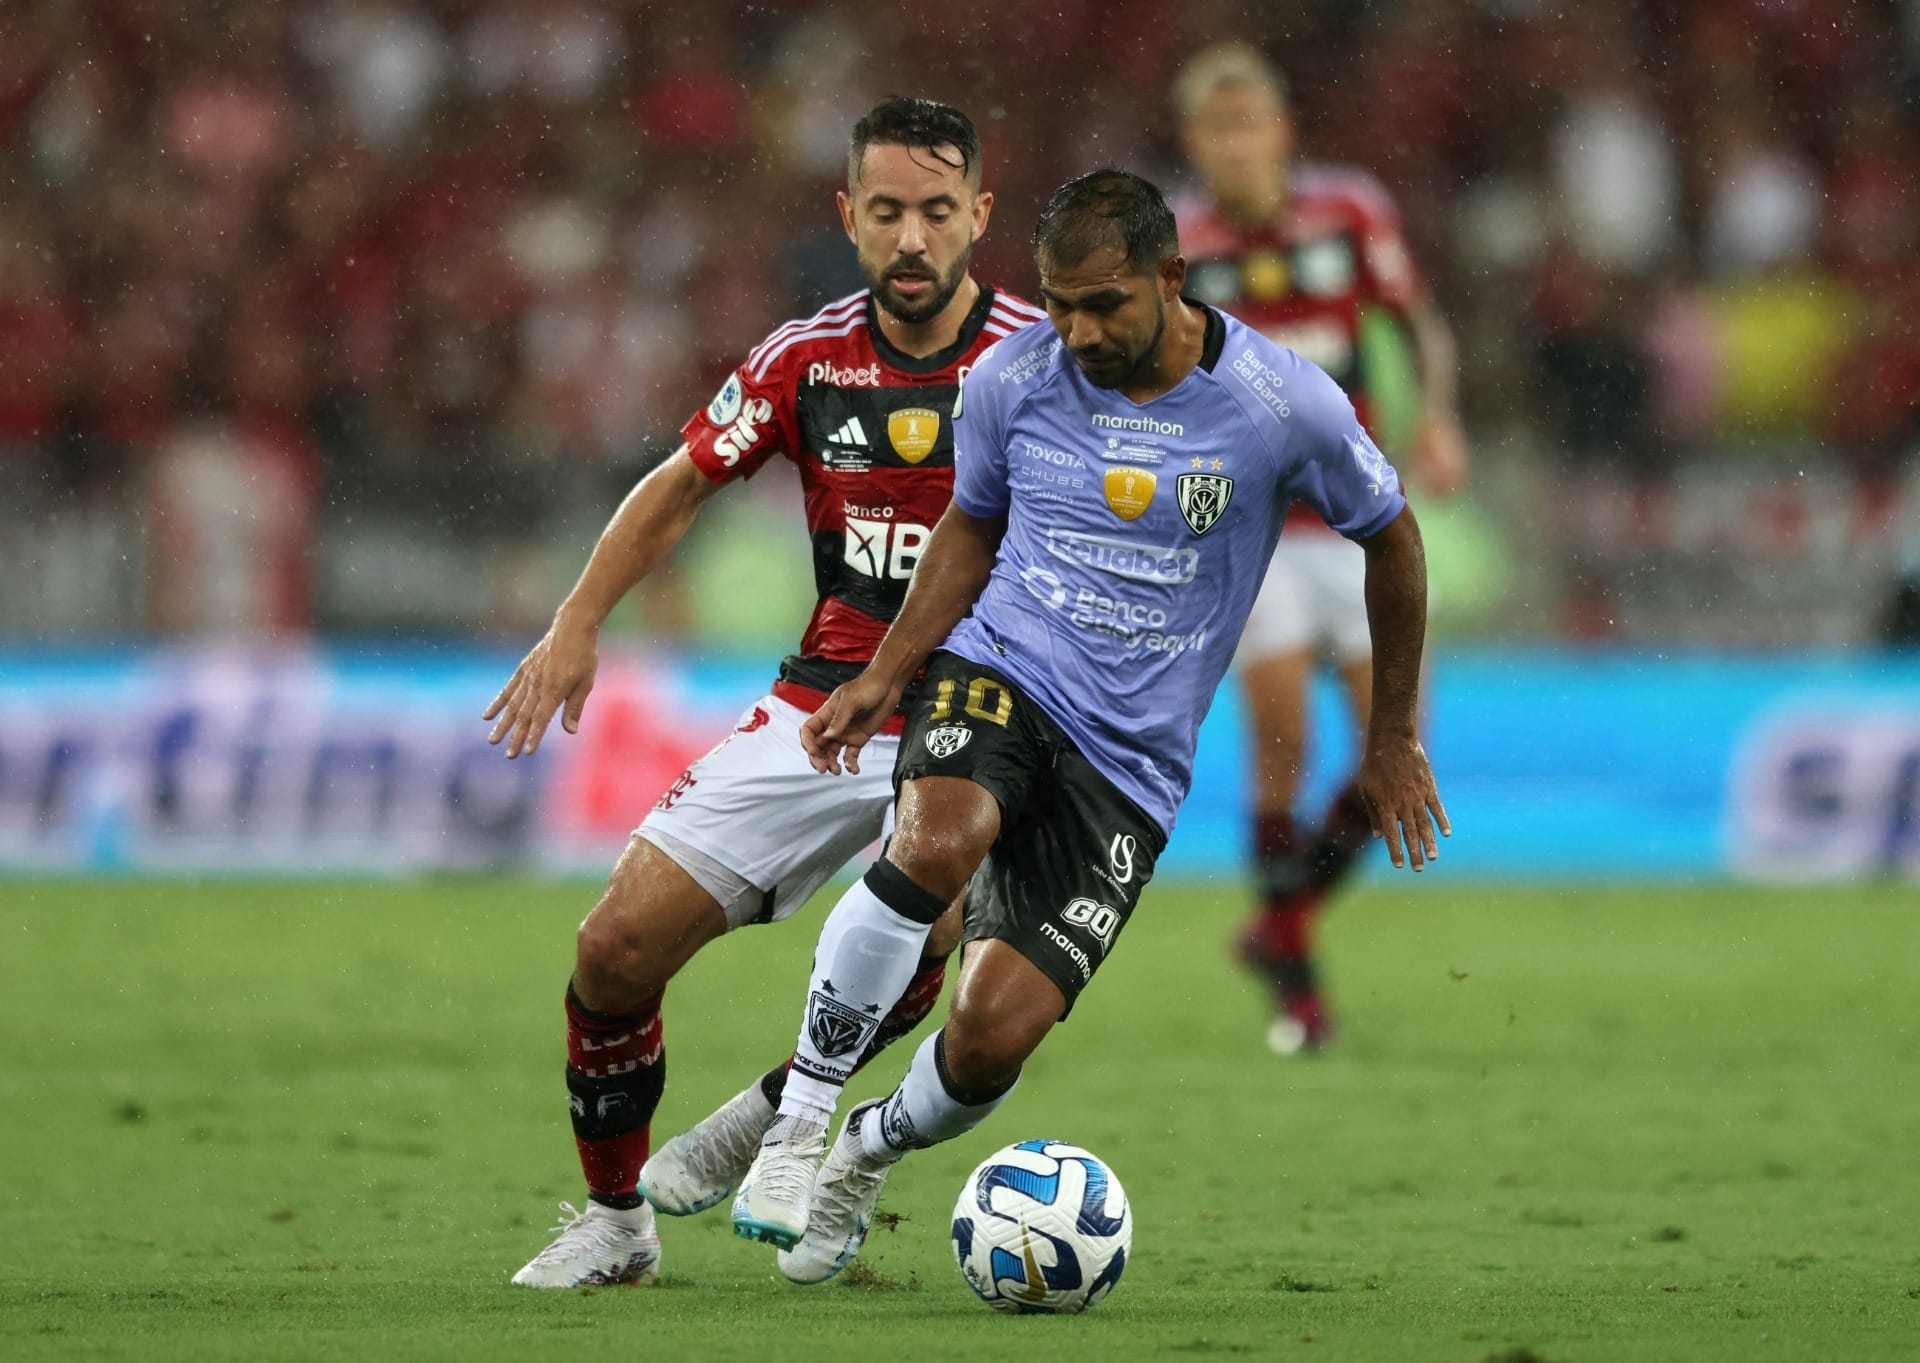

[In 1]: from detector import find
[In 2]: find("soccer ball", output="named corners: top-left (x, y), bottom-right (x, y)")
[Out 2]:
top-left (950, 1139), bottom-right (1132, 1314)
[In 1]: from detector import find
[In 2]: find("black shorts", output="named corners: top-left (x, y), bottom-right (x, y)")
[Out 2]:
top-left (894, 650), bottom-right (1166, 1014)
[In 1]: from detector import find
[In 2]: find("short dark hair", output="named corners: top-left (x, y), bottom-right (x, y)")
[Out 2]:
top-left (848, 97), bottom-right (982, 188)
top-left (1033, 169), bottom-right (1179, 275)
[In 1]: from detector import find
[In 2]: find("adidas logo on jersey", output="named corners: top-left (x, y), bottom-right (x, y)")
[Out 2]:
top-left (826, 416), bottom-right (870, 447)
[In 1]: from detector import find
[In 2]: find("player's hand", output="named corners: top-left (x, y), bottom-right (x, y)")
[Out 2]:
top-left (801, 670), bottom-right (903, 776)
top-left (1409, 411), bottom-right (1470, 499)
top-left (1354, 733), bottom-right (1450, 872)
top-left (483, 614), bottom-right (600, 759)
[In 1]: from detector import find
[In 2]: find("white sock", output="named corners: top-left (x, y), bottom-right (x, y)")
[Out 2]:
top-left (779, 861), bottom-right (942, 1126)
top-left (593, 1201), bottom-right (653, 1229)
top-left (858, 1030), bottom-right (1017, 1162)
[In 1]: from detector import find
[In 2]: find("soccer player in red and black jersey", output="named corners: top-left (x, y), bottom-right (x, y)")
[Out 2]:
top-left (484, 97), bottom-right (1044, 1287)
top-left (1172, 45), bottom-right (1469, 1054)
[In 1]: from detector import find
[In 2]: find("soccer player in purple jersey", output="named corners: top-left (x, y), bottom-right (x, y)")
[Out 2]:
top-left (727, 170), bottom-right (1447, 1281)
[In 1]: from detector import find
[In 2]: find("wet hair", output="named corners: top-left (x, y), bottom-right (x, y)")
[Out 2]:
top-left (1033, 169), bottom-right (1180, 275)
top-left (1171, 42), bottom-right (1290, 119)
top-left (848, 97), bottom-right (982, 188)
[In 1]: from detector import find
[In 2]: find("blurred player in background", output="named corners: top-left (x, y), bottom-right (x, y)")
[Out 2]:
top-left (729, 170), bottom-right (1446, 1277)
top-left (484, 97), bottom-right (1044, 1287)
top-left (1173, 44), bottom-right (1470, 1055)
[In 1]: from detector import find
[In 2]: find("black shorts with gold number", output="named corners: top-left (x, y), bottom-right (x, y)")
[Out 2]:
top-left (894, 650), bottom-right (1166, 1014)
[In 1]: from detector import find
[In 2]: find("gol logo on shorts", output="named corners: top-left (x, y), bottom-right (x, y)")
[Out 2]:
top-left (1104, 467), bottom-right (1156, 521)
top-left (888, 408), bottom-right (940, 463)
top-left (924, 725), bottom-right (971, 758)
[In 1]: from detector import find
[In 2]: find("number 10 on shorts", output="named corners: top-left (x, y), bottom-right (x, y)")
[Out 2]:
top-left (931, 676), bottom-right (1013, 726)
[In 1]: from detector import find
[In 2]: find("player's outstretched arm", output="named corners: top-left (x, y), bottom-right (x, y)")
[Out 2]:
top-left (484, 447), bottom-right (722, 758)
top-left (1354, 504), bottom-right (1451, 870)
top-left (801, 503), bottom-right (1005, 776)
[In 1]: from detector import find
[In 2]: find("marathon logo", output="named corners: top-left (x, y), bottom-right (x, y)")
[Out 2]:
top-left (1091, 412), bottom-right (1184, 437)
top-left (809, 361), bottom-right (882, 387)
top-left (1040, 921), bottom-right (1094, 982)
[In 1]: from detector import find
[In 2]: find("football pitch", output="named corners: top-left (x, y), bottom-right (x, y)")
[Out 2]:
top-left (4, 877), bottom-right (1916, 1362)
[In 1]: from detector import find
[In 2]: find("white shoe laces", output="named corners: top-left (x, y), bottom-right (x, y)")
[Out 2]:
top-left (677, 1090), bottom-right (773, 1184)
top-left (525, 1201), bottom-right (633, 1268)
top-left (751, 1117), bottom-right (826, 1207)
top-left (811, 1115), bottom-right (890, 1235)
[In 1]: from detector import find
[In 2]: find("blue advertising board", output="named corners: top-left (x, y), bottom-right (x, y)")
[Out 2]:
top-left (1, 647), bottom-right (1915, 882)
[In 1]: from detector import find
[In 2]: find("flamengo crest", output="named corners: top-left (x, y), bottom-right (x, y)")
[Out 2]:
top-left (1175, 473), bottom-right (1234, 536)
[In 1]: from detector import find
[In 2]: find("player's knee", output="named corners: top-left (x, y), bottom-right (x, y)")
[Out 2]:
top-left (574, 896), bottom-right (640, 999)
top-left (940, 1004), bottom-right (1040, 1099)
top-left (573, 888), bottom-right (679, 1008)
top-left (884, 838), bottom-right (981, 907)
top-left (889, 784), bottom-right (998, 903)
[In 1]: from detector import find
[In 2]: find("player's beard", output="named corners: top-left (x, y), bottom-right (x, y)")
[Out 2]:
top-left (1075, 296), bottom-right (1166, 390)
top-left (870, 246), bottom-right (970, 325)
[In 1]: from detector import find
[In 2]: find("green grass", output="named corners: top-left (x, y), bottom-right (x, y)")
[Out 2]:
top-left (4, 877), bottom-right (1918, 1362)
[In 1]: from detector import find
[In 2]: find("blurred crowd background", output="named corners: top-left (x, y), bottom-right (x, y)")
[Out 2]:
top-left (3, 0), bottom-right (1918, 650)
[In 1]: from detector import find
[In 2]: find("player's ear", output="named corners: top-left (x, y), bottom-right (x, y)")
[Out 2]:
top-left (971, 189), bottom-right (993, 243)
top-left (837, 190), bottom-right (857, 244)
top-left (1160, 253), bottom-right (1187, 301)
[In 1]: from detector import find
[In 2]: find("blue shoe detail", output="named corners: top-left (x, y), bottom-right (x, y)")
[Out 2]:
top-left (730, 1186), bottom-right (804, 1249)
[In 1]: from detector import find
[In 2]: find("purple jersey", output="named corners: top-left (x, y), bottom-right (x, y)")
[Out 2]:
top-left (944, 304), bottom-right (1405, 831)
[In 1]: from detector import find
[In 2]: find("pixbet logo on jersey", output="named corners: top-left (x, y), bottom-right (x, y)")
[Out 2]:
top-left (713, 397), bottom-right (775, 466)
top-left (809, 361), bottom-right (881, 387)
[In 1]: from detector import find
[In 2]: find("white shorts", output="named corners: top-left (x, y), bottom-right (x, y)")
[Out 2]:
top-left (1236, 531), bottom-right (1372, 666)
top-left (635, 695), bottom-right (897, 931)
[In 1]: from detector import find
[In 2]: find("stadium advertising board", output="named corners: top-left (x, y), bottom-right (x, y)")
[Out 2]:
top-left (1, 648), bottom-right (1915, 882)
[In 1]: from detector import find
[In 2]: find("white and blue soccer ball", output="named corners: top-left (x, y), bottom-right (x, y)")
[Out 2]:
top-left (950, 1139), bottom-right (1132, 1314)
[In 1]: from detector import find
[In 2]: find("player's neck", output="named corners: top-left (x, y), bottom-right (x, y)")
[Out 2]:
top-left (873, 275), bottom-right (980, 358)
top-left (1117, 300), bottom-right (1209, 405)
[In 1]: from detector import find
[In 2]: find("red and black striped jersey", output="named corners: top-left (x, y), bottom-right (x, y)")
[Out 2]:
top-left (1175, 163), bottom-right (1426, 432)
top-left (681, 284), bottom-right (1045, 711)
top-left (1176, 163), bottom-right (1428, 534)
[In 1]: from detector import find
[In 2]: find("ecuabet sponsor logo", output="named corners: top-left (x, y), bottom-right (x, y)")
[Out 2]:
top-left (1044, 528), bottom-right (1197, 584)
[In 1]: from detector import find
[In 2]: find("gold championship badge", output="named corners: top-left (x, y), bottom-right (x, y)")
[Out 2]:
top-left (887, 408), bottom-right (940, 463)
top-left (1104, 467), bottom-right (1157, 521)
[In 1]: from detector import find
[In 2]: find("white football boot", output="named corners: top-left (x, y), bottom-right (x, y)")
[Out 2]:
top-left (641, 1082), bottom-right (776, 1216)
top-left (778, 1099), bottom-right (895, 1285)
top-left (510, 1200), bottom-right (661, 1287)
top-left (730, 1113), bottom-right (827, 1249)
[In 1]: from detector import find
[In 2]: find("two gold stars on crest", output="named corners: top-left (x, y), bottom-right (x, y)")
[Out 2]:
top-left (1188, 457), bottom-right (1224, 470)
